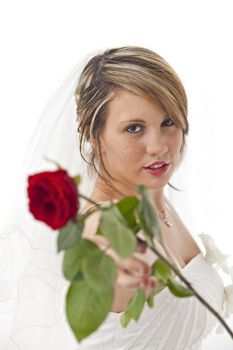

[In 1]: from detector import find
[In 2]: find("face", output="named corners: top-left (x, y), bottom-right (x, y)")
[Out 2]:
top-left (98, 88), bottom-right (183, 196)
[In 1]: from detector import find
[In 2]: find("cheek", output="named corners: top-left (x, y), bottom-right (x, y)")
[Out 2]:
top-left (110, 138), bottom-right (144, 158)
top-left (126, 141), bottom-right (144, 152)
top-left (170, 130), bottom-right (183, 151)
top-left (101, 132), bottom-right (146, 170)
top-left (114, 146), bottom-right (143, 166)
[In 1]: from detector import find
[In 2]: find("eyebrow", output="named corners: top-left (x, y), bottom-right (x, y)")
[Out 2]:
top-left (119, 116), bottom-right (169, 124)
top-left (120, 119), bottom-right (146, 124)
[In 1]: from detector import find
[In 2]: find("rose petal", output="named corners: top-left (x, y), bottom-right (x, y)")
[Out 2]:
top-left (27, 170), bottom-right (79, 230)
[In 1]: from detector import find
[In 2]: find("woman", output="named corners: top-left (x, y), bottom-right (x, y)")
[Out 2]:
top-left (77, 60), bottom-right (201, 309)
top-left (1, 46), bottom-right (232, 349)
top-left (70, 46), bottom-right (229, 348)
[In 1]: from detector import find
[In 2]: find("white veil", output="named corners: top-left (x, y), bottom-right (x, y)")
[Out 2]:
top-left (0, 51), bottom-right (102, 350)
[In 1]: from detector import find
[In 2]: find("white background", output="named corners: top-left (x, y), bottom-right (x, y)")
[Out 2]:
top-left (0, 0), bottom-right (233, 348)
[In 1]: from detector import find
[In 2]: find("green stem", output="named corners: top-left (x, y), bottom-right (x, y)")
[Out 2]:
top-left (148, 244), bottom-right (233, 339)
top-left (79, 194), bottom-right (104, 210)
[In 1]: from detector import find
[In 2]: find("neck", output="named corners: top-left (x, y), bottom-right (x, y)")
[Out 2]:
top-left (149, 188), bottom-right (167, 213)
top-left (89, 177), bottom-right (167, 213)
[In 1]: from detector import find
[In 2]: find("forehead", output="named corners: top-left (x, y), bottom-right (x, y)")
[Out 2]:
top-left (105, 88), bottom-right (167, 122)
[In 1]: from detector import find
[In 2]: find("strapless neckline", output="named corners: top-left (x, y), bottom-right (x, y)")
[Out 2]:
top-left (109, 251), bottom-right (204, 316)
top-left (180, 251), bottom-right (203, 271)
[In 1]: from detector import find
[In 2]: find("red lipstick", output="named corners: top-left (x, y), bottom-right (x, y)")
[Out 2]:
top-left (144, 161), bottom-right (170, 176)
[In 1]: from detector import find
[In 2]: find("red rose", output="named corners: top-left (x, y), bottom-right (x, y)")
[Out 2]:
top-left (27, 169), bottom-right (79, 230)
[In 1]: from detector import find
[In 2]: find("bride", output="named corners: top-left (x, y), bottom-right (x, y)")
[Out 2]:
top-left (0, 46), bottom-right (232, 349)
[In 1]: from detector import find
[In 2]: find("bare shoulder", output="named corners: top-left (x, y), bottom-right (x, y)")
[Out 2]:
top-left (80, 199), bottom-right (118, 239)
top-left (80, 202), bottom-right (113, 249)
top-left (81, 209), bottom-right (101, 239)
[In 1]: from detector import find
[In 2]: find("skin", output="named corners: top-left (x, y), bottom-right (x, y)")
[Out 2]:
top-left (92, 88), bottom-right (183, 212)
top-left (82, 88), bottom-right (184, 309)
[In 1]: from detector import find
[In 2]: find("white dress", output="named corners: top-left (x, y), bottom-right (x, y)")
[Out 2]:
top-left (59, 250), bottom-right (226, 350)
top-left (0, 227), bottom-right (232, 350)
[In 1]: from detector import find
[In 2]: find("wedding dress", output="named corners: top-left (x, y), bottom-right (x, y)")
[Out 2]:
top-left (68, 249), bottom-right (224, 350)
top-left (0, 224), bottom-right (232, 350)
top-left (1, 53), bottom-right (233, 349)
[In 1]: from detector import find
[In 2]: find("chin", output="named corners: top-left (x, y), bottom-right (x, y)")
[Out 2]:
top-left (145, 178), bottom-right (169, 189)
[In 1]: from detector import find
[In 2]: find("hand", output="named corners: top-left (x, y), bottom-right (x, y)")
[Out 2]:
top-left (113, 237), bottom-right (157, 291)
top-left (88, 234), bottom-right (157, 309)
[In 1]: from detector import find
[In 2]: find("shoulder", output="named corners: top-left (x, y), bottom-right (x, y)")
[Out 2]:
top-left (80, 201), bottom-right (114, 247)
top-left (82, 209), bottom-right (102, 239)
top-left (80, 209), bottom-right (111, 250)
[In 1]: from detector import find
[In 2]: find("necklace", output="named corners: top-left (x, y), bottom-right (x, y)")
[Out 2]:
top-left (83, 200), bottom-right (173, 227)
top-left (156, 203), bottom-right (173, 227)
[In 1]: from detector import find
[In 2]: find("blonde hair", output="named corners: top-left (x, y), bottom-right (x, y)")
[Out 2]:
top-left (75, 46), bottom-right (189, 193)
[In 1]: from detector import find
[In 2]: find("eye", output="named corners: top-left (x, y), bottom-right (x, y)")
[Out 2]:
top-left (125, 124), bottom-right (143, 134)
top-left (163, 117), bottom-right (175, 126)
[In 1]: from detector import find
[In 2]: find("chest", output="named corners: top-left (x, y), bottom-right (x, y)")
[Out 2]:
top-left (157, 209), bottom-right (201, 268)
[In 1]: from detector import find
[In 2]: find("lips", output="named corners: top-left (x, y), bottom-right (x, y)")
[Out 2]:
top-left (144, 163), bottom-right (170, 176)
top-left (144, 160), bottom-right (169, 169)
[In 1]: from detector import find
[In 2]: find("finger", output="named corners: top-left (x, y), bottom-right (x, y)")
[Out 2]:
top-left (149, 276), bottom-right (157, 289)
top-left (89, 235), bottom-right (151, 277)
top-left (92, 234), bottom-right (147, 255)
top-left (116, 269), bottom-right (157, 290)
top-left (121, 254), bottom-right (152, 277)
top-left (89, 234), bottom-right (110, 248)
top-left (143, 277), bottom-right (157, 297)
top-left (115, 269), bottom-right (149, 289)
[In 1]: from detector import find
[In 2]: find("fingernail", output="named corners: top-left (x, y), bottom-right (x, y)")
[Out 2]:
top-left (143, 278), bottom-right (149, 287)
top-left (150, 278), bottom-right (157, 288)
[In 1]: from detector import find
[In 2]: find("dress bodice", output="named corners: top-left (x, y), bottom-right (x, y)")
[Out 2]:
top-left (1, 221), bottom-right (232, 349)
top-left (70, 251), bottom-right (225, 350)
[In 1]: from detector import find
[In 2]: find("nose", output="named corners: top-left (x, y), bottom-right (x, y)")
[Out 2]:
top-left (146, 130), bottom-right (168, 157)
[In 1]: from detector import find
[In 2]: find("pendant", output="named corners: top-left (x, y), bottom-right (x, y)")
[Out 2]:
top-left (158, 211), bottom-right (173, 227)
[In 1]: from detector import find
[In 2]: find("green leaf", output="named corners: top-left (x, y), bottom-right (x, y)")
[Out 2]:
top-left (137, 212), bottom-right (154, 247)
top-left (151, 259), bottom-right (193, 297)
top-left (146, 293), bottom-right (154, 308)
top-left (63, 238), bottom-right (98, 281)
top-left (126, 288), bottom-right (145, 321)
top-left (167, 277), bottom-right (194, 297)
top-left (66, 280), bottom-right (113, 342)
top-left (74, 270), bottom-right (85, 283)
top-left (82, 250), bottom-right (117, 291)
top-left (137, 185), bottom-right (162, 247)
top-left (120, 311), bottom-right (132, 327)
top-left (150, 279), bottom-right (167, 296)
top-left (120, 289), bottom-right (146, 328)
top-left (98, 206), bottom-right (137, 258)
top-left (73, 174), bottom-right (81, 185)
top-left (57, 220), bottom-right (84, 252)
top-left (116, 196), bottom-right (139, 231)
top-left (151, 259), bottom-right (172, 283)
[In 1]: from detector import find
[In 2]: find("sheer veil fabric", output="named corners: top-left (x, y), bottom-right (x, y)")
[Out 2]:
top-left (0, 52), bottom-right (103, 349)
